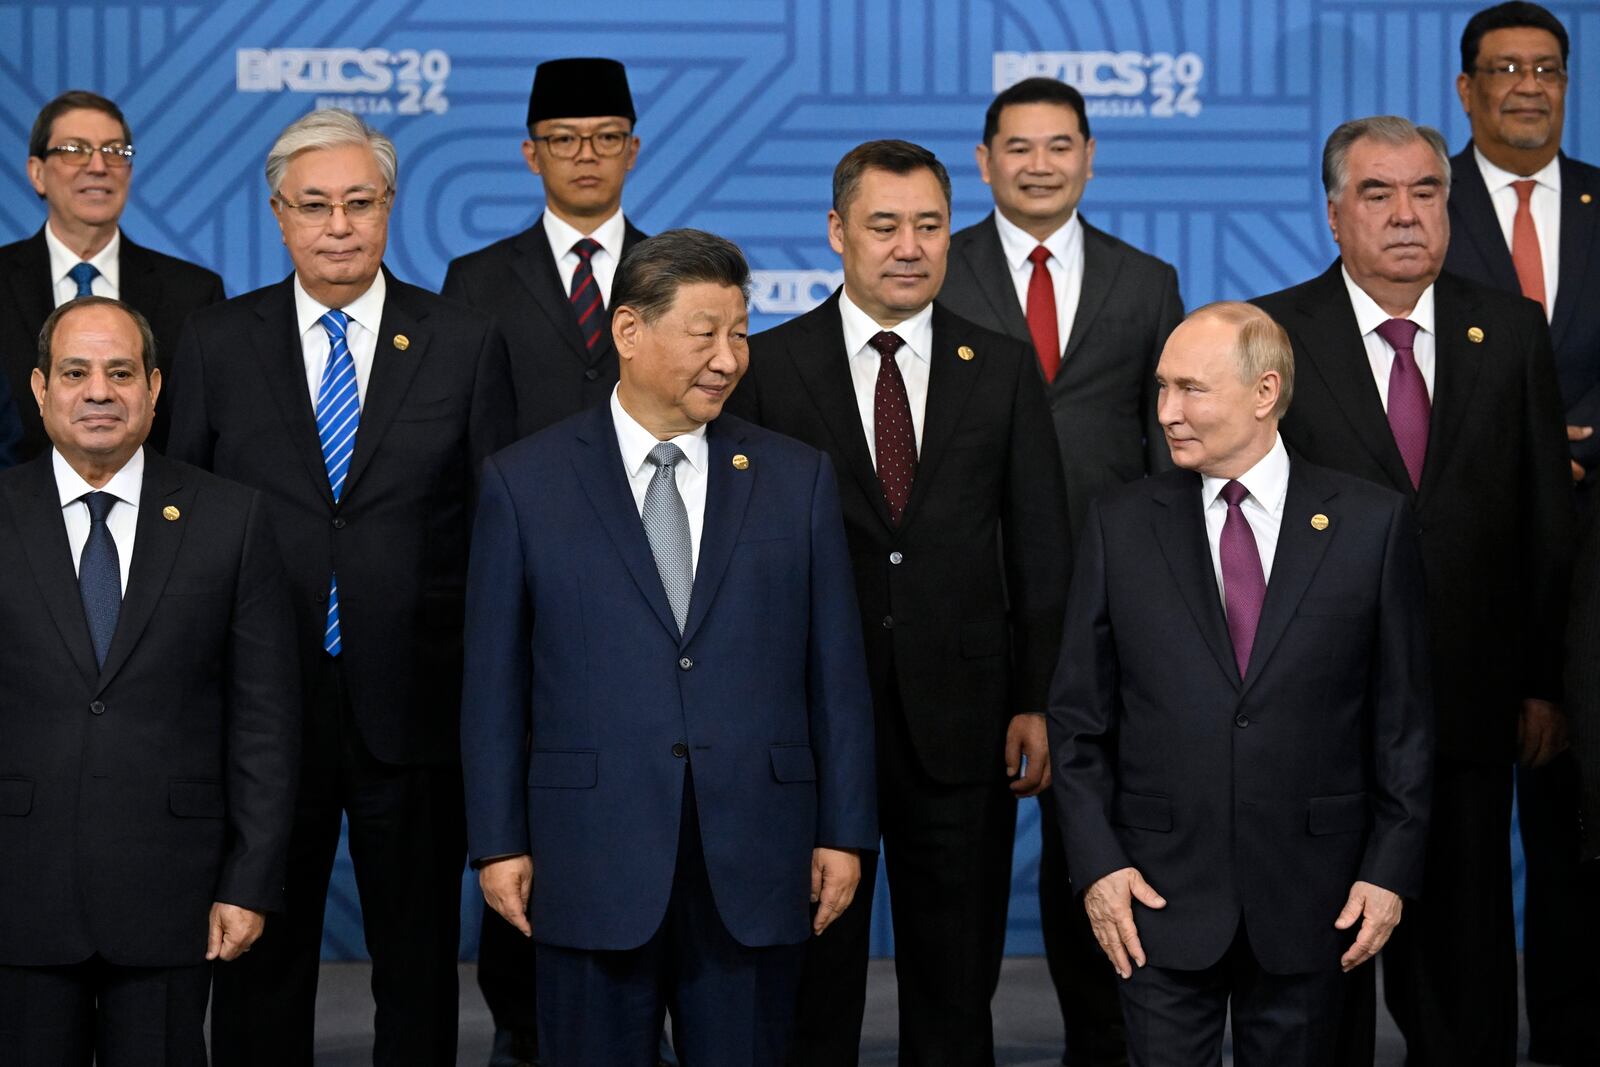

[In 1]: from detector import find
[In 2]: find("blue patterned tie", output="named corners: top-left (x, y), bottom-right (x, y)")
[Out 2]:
top-left (642, 443), bottom-right (694, 633)
top-left (78, 491), bottom-right (120, 667)
top-left (68, 262), bottom-right (99, 298)
top-left (315, 310), bottom-right (359, 655)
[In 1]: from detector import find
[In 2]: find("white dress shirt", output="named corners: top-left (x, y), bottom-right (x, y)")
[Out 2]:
top-left (46, 224), bottom-right (121, 306)
top-left (1342, 265), bottom-right (1437, 408)
top-left (54, 446), bottom-right (143, 595)
top-left (1475, 148), bottom-right (1561, 318)
top-left (294, 272), bottom-right (386, 407)
top-left (611, 387), bottom-right (708, 571)
top-left (993, 209), bottom-right (1085, 356)
top-left (1201, 433), bottom-right (1289, 603)
top-left (839, 290), bottom-right (934, 466)
top-left (543, 208), bottom-right (627, 306)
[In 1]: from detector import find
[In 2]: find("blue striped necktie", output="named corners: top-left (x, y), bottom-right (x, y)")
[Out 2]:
top-left (315, 309), bottom-right (359, 655)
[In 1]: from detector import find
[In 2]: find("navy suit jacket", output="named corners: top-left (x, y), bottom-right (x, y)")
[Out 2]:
top-left (461, 404), bottom-right (877, 951)
top-left (1049, 458), bottom-right (1433, 974)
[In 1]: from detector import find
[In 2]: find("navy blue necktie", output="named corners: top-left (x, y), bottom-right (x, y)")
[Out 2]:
top-left (68, 262), bottom-right (99, 298)
top-left (78, 491), bottom-right (121, 667)
top-left (569, 239), bottom-right (604, 350)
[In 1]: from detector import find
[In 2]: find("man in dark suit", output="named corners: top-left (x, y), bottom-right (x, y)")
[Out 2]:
top-left (166, 108), bottom-right (517, 1066)
top-left (937, 76), bottom-right (1183, 1067)
top-left (1051, 300), bottom-right (1433, 1066)
top-left (1565, 507), bottom-right (1600, 1060)
top-left (1253, 115), bottom-right (1573, 1066)
top-left (0, 296), bottom-right (298, 1065)
top-left (462, 229), bottom-right (877, 1067)
top-left (443, 57), bottom-right (647, 437)
top-left (1443, 7), bottom-right (1597, 1059)
top-left (0, 90), bottom-right (225, 459)
top-left (729, 139), bottom-right (1070, 1066)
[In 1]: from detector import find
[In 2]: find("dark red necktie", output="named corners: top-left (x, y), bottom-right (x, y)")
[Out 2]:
top-left (869, 331), bottom-right (917, 525)
top-left (569, 238), bottom-right (604, 350)
top-left (1511, 179), bottom-right (1547, 313)
top-left (1375, 317), bottom-right (1429, 489)
top-left (1026, 246), bottom-right (1061, 382)
top-left (1219, 480), bottom-right (1265, 679)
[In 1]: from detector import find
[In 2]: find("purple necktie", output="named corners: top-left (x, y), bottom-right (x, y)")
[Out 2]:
top-left (1219, 480), bottom-right (1265, 679)
top-left (869, 331), bottom-right (917, 525)
top-left (1375, 317), bottom-right (1429, 489)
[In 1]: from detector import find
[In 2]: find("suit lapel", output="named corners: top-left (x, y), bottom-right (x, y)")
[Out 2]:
top-left (4, 456), bottom-right (98, 685)
top-left (95, 454), bottom-right (191, 694)
top-left (1552, 154), bottom-right (1598, 353)
top-left (342, 272), bottom-right (427, 502)
top-left (960, 215), bottom-right (1032, 342)
top-left (509, 220), bottom-right (591, 364)
top-left (6, 229), bottom-right (55, 337)
top-left (1061, 218), bottom-right (1119, 364)
top-left (1419, 275), bottom-right (1487, 502)
top-left (1449, 148), bottom-right (1521, 294)
top-left (1150, 474), bottom-right (1238, 688)
top-left (116, 237), bottom-right (160, 322)
top-left (679, 418), bottom-right (754, 646)
top-left (900, 306), bottom-right (981, 530)
top-left (1240, 460), bottom-right (1336, 691)
top-left (253, 278), bottom-right (334, 507)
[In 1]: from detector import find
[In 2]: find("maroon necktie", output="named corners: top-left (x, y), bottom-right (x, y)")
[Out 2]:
top-left (1375, 317), bottom-right (1429, 489)
top-left (870, 331), bottom-right (917, 525)
top-left (1219, 480), bottom-right (1265, 679)
top-left (569, 238), bottom-right (604, 350)
top-left (1026, 246), bottom-right (1061, 382)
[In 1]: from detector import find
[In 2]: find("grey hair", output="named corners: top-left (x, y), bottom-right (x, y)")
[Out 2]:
top-left (1322, 115), bottom-right (1451, 201)
top-left (265, 108), bottom-right (398, 195)
top-left (1186, 301), bottom-right (1296, 419)
top-left (612, 229), bottom-right (752, 324)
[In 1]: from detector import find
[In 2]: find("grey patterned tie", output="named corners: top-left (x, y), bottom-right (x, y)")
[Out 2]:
top-left (643, 442), bottom-right (694, 633)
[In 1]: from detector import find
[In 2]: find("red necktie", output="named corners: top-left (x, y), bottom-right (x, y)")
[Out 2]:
top-left (1375, 318), bottom-right (1429, 490)
top-left (569, 238), bottom-right (604, 350)
top-left (1511, 179), bottom-right (1547, 313)
top-left (1219, 480), bottom-right (1265, 679)
top-left (869, 331), bottom-right (917, 525)
top-left (1026, 246), bottom-right (1060, 382)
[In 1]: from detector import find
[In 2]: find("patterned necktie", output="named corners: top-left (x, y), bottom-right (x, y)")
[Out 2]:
top-left (1026, 246), bottom-right (1061, 382)
top-left (570, 238), bottom-right (605, 350)
top-left (1218, 480), bottom-right (1265, 679)
top-left (68, 262), bottom-right (99, 298)
top-left (642, 442), bottom-right (694, 633)
top-left (315, 309), bottom-right (359, 655)
top-left (78, 491), bottom-right (121, 667)
top-left (869, 331), bottom-right (917, 525)
top-left (1511, 179), bottom-right (1547, 313)
top-left (1375, 317), bottom-right (1429, 490)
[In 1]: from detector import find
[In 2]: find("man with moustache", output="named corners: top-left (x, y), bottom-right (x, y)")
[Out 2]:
top-left (1253, 115), bottom-right (1572, 1066)
top-left (167, 108), bottom-right (517, 1066)
top-left (729, 139), bottom-right (1069, 1065)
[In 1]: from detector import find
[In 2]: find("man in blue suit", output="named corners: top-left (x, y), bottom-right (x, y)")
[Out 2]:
top-left (461, 229), bottom-right (878, 1067)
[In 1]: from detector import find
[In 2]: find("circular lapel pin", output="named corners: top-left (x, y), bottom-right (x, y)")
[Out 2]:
top-left (162, 505), bottom-right (181, 521)
top-left (1310, 513), bottom-right (1329, 531)
top-left (1467, 326), bottom-right (1484, 344)
top-left (393, 334), bottom-right (410, 351)
top-left (957, 345), bottom-right (975, 361)
top-left (732, 454), bottom-right (749, 470)
top-left (1583, 193), bottom-right (1593, 205)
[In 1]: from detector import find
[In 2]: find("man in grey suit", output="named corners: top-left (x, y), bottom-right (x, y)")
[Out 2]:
top-left (936, 76), bottom-right (1184, 1067)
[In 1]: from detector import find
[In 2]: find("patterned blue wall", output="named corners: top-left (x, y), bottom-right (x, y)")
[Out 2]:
top-left (3, 0), bottom-right (1582, 959)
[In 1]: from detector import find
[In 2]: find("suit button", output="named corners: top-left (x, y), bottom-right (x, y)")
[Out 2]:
top-left (332, 517), bottom-right (347, 529)
top-left (1235, 714), bottom-right (1249, 728)
top-left (89, 701), bottom-right (105, 715)
top-left (315, 590), bottom-right (328, 604)
top-left (671, 742), bottom-right (687, 758)
top-left (889, 551), bottom-right (903, 565)
top-left (679, 656), bottom-right (694, 671)
top-left (584, 368), bottom-right (600, 381)
top-left (881, 616), bottom-right (894, 629)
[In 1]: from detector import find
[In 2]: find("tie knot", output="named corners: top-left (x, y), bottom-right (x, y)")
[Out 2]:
top-left (1028, 245), bottom-right (1051, 267)
top-left (1220, 480), bottom-right (1249, 508)
top-left (68, 262), bottom-right (99, 292)
top-left (1512, 178), bottom-right (1537, 204)
top-left (573, 238), bottom-right (602, 261)
top-left (647, 442), bottom-right (686, 471)
top-left (319, 309), bottom-right (349, 341)
top-left (1374, 317), bottom-right (1419, 352)
top-left (868, 331), bottom-right (904, 359)
top-left (83, 491), bottom-right (116, 523)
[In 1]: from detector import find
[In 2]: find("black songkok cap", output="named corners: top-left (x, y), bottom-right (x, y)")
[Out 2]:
top-left (527, 58), bottom-right (636, 127)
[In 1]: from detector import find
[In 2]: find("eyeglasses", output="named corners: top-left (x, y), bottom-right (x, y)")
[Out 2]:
top-left (529, 130), bottom-right (632, 159)
top-left (1474, 62), bottom-right (1568, 85)
top-left (275, 190), bottom-right (392, 224)
top-left (45, 141), bottom-right (136, 168)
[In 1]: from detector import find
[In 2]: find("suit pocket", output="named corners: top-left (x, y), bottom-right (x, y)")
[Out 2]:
top-left (169, 779), bottom-right (224, 818)
top-left (395, 397), bottom-right (457, 422)
top-left (769, 744), bottom-right (816, 783)
top-left (0, 777), bottom-right (33, 816)
top-left (1308, 793), bottom-right (1369, 835)
top-left (960, 620), bottom-right (1007, 659)
top-left (1111, 791), bottom-right (1172, 832)
top-left (527, 749), bottom-right (598, 789)
top-left (1296, 595), bottom-right (1372, 618)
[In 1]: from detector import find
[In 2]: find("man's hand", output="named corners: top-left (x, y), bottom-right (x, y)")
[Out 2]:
top-left (206, 903), bottom-right (266, 961)
top-left (479, 855), bottom-right (534, 937)
top-left (1334, 881), bottom-right (1403, 971)
top-left (810, 847), bottom-right (861, 935)
top-left (1082, 867), bottom-right (1167, 979)
top-left (1568, 425), bottom-right (1592, 482)
top-left (1518, 698), bottom-right (1569, 769)
top-left (1005, 713), bottom-right (1051, 797)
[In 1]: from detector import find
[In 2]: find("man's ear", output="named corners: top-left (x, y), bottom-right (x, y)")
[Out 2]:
top-left (612, 305), bottom-right (640, 361)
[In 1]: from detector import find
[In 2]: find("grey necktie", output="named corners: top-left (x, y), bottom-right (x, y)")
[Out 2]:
top-left (643, 442), bottom-right (694, 633)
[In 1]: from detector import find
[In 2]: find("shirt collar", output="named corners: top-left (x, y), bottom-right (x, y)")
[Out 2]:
top-left (293, 270), bottom-right (387, 338)
top-left (837, 289), bottom-right (934, 364)
top-left (992, 209), bottom-right (1082, 272)
top-left (543, 207), bottom-right (627, 262)
top-left (609, 385), bottom-right (709, 479)
top-left (1340, 263), bottom-right (1435, 338)
top-left (52, 445), bottom-right (145, 510)
top-left (1201, 433), bottom-right (1290, 514)
top-left (1473, 146), bottom-right (1562, 196)
top-left (44, 223), bottom-right (121, 292)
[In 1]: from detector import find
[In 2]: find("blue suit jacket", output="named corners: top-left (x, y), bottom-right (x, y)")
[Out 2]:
top-left (461, 402), bottom-right (877, 951)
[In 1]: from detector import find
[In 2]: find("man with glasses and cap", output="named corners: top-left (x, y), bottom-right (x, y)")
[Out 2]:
top-left (0, 90), bottom-right (224, 460)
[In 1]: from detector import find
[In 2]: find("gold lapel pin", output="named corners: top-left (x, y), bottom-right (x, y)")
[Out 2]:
top-left (731, 454), bottom-right (749, 470)
top-left (393, 334), bottom-right (410, 351)
top-left (1583, 193), bottom-right (1594, 205)
top-left (1310, 513), bottom-right (1329, 531)
top-left (1467, 326), bottom-right (1485, 344)
top-left (162, 505), bottom-right (181, 522)
top-left (957, 345), bottom-right (975, 361)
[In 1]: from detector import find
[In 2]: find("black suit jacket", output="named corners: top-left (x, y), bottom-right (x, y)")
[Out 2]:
top-left (0, 228), bottom-right (226, 459)
top-left (1254, 264), bottom-right (1573, 763)
top-left (0, 451), bottom-right (299, 967)
top-left (1445, 146), bottom-right (1600, 472)
top-left (1568, 507), bottom-right (1600, 860)
top-left (939, 213), bottom-right (1182, 545)
top-left (729, 293), bottom-right (1070, 784)
top-left (165, 270), bottom-right (517, 766)
top-left (441, 216), bottom-right (648, 435)
top-left (1049, 459), bottom-right (1433, 974)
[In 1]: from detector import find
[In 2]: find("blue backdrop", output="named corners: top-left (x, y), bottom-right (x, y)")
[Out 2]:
top-left (4, 0), bottom-right (1586, 959)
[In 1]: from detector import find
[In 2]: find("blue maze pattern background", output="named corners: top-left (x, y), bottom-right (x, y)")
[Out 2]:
top-left (3, 0), bottom-right (1589, 960)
